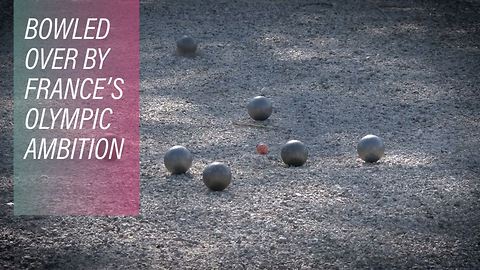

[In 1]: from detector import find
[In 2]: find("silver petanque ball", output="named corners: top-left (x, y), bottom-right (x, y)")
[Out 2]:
top-left (281, 140), bottom-right (308, 166)
top-left (202, 162), bottom-right (232, 191)
top-left (164, 145), bottom-right (193, 174)
top-left (247, 96), bottom-right (273, 121)
top-left (357, 134), bottom-right (385, 163)
top-left (176, 35), bottom-right (197, 55)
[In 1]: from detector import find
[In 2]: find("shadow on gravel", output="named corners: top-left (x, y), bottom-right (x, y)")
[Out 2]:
top-left (0, 0), bottom-right (13, 178)
top-left (1, 232), bottom-right (147, 269)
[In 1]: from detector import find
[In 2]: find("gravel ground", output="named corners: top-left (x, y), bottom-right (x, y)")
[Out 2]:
top-left (1, 0), bottom-right (480, 269)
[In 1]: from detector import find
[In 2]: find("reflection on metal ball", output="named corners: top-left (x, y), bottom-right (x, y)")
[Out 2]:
top-left (357, 134), bottom-right (385, 163)
top-left (281, 140), bottom-right (308, 166)
top-left (176, 35), bottom-right (197, 55)
top-left (164, 145), bottom-right (193, 174)
top-left (247, 96), bottom-right (272, 121)
top-left (202, 162), bottom-right (232, 191)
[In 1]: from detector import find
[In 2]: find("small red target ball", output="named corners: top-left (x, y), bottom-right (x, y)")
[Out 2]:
top-left (256, 143), bottom-right (269, 155)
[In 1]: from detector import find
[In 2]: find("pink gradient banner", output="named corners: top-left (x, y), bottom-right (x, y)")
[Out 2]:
top-left (14, 0), bottom-right (139, 215)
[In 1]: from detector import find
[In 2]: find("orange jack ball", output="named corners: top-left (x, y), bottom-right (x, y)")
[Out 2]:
top-left (256, 143), bottom-right (269, 155)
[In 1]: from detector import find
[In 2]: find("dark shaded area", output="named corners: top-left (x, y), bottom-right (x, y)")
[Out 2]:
top-left (0, 0), bottom-right (13, 45)
top-left (0, 0), bottom-right (13, 178)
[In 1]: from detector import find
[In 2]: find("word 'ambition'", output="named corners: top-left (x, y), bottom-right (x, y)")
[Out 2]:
top-left (23, 137), bottom-right (124, 160)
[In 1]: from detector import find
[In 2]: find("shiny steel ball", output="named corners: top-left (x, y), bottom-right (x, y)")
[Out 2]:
top-left (357, 135), bottom-right (385, 163)
top-left (164, 145), bottom-right (193, 174)
top-left (202, 162), bottom-right (232, 191)
top-left (247, 96), bottom-right (273, 121)
top-left (281, 140), bottom-right (308, 166)
top-left (176, 35), bottom-right (197, 55)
